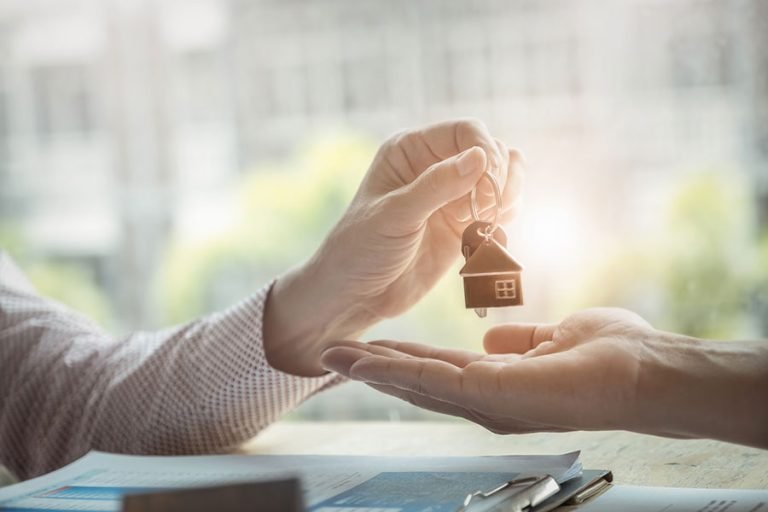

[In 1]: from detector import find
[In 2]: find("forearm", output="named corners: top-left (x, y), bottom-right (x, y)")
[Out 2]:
top-left (94, 290), bottom-right (339, 455)
top-left (1, 282), bottom-right (339, 479)
top-left (638, 331), bottom-right (768, 448)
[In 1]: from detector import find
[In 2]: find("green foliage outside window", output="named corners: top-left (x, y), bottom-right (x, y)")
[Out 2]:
top-left (567, 172), bottom-right (767, 339)
top-left (0, 225), bottom-right (114, 327)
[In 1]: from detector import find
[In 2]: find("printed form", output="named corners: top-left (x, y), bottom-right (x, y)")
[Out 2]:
top-left (0, 451), bottom-right (581, 512)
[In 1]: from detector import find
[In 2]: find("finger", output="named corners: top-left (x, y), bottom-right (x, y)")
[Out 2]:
top-left (476, 138), bottom-right (509, 200)
top-left (369, 340), bottom-right (483, 368)
top-left (366, 383), bottom-right (479, 423)
top-left (354, 349), bottom-right (590, 429)
top-left (385, 146), bottom-right (487, 222)
top-left (348, 355), bottom-right (477, 408)
top-left (522, 340), bottom-right (560, 359)
top-left (321, 342), bottom-right (416, 377)
top-left (498, 202), bottom-right (521, 225)
top-left (446, 198), bottom-right (473, 223)
top-left (445, 194), bottom-right (500, 223)
top-left (491, 353), bottom-right (593, 428)
top-left (385, 147), bottom-right (486, 223)
top-left (483, 323), bottom-right (558, 355)
top-left (351, 354), bottom-right (577, 429)
top-left (494, 139), bottom-right (510, 193)
top-left (320, 346), bottom-right (377, 377)
top-left (445, 142), bottom-right (515, 223)
top-left (351, 349), bottom-right (590, 429)
top-left (500, 148), bottom-right (525, 217)
top-left (330, 339), bottom-right (469, 362)
top-left (416, 118), bottom-right (503, 173)
top-left (367, 383), bottom-right (571, 434)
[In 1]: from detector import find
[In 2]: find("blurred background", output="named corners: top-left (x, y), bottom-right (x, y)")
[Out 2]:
top-left (0, 0), bottom-right (766, 420)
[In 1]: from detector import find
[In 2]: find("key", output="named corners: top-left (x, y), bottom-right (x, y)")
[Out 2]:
top-left (461, 221), bottom-right (508, 318)
top-left (459, 221), bottom-right (524, 317)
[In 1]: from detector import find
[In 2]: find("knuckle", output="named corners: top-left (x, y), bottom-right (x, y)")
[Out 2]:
top-left (400, 130), bottom-right (422, 152)
top-left (376, 193), bottom-right (404, 219)
top-left (495, 138), bottom-right (510, 163)
top-left (508, 148), bottom-right (525, 165)
top-left (455, 118), bottom-right (489, 144)
top-left (385, 129), bottom-right (409, 147)
top-left (462, 363), bottom-right (486, 395)
top-left (423, 167), bottom-right (442, 196)
top-left (457, 117), bottom-right (486, 134)
top-left (389, 128), bottom-right (420, 150)
top-left (379, 130), bottom-right (409, 159)
top-left (413, 362), bottom-right (427, 395)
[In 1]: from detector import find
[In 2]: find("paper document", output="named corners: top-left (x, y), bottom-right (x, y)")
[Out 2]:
top-left (0, 450), bottom-right (581, 511)
top-left (572, 484), bottom-right (768, 512)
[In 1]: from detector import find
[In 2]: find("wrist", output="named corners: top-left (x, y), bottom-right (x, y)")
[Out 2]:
top-left (637, 331), bottom-right (768, 447)
top-left (263, 253), bottom-right (382, 377)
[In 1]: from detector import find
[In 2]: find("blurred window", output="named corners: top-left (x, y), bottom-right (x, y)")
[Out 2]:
top-left (633, 1), bottom-right (735, 92)
top-left (490, 34), bottom-right (580, 99)
top-left (668, 33), bottom-right (734, 89)
top-left (31, 64), bottom-right (96, 139)
top-left (453, 45), bottom-right (492, 102)
top-left (0, 77), bottom-right (7, 149)
top-left (247, 63), bottom-right (307, 119)
top-left (173, 49), bottom-right (227, 124)
top-left (491, 41), bottom-right (525, 99)
top-left (342, 56), bottom-right (390, 111)
top-left (525, 37), bottom-right (580, 96)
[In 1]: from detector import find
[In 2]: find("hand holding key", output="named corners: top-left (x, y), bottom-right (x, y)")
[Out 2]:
top-left (263, 119), bottom-right (525, 376)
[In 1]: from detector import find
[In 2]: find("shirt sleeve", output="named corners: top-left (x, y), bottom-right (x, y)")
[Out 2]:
top-left (0, 252), bottom-right (341, 480)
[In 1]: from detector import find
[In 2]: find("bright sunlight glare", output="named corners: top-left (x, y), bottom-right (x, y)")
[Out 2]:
top-left (519, 201), bottom-right (593, 271)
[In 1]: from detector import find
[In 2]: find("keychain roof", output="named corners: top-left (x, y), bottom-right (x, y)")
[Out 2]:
top-left (459, 238), bottom-right (523, 276)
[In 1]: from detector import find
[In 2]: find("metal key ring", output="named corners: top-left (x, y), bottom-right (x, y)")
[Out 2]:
top-left (470, 170), bottom-right (503, 236)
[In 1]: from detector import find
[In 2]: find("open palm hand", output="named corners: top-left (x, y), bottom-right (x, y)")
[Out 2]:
top-left (321, 308), bottom-right (655, 433)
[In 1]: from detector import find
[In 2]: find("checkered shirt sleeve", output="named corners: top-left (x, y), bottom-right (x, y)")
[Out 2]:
top-left (0, 251), bottom-right (339, 480)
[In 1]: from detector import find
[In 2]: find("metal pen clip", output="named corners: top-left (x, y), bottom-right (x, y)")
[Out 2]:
top-left (455, 474), bottom-right (560, 512)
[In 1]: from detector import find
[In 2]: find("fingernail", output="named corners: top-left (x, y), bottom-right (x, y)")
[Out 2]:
top-left (457, 147), bottom-right (482, 177)
top-left (319, 348), bottom-right (350, 377)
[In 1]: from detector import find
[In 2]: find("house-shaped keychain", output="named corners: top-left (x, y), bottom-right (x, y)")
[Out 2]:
top-left (460, 237), bottom-right (524, 309)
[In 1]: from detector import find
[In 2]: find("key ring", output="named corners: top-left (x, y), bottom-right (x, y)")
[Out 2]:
top-left (469, 170), bottom-right (503, 237)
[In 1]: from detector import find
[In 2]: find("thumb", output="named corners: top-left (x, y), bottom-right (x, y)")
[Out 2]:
top-left (389, 146), bottom-right (487, 221)
top-left (483, 323), bottom-right (558, 355)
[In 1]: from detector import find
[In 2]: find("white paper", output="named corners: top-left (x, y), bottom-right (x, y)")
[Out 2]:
top-left (573, 484), bottom-right (768, 512)
top-left (0, 451), bottom-right (581, 511)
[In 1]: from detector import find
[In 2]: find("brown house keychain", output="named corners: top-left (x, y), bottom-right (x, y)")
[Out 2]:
top-left (460, 171), bottom-right (524, 317)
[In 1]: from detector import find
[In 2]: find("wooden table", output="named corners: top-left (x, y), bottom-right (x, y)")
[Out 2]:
top-left (243, 421), bottom-right (768, 489)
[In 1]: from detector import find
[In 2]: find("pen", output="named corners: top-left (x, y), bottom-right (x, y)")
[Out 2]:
top-left (456, 474), bottom-right (560, 512)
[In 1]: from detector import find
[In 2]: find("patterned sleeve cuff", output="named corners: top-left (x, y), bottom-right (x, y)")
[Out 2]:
top-left (177, 280), bottom-right (343, 450)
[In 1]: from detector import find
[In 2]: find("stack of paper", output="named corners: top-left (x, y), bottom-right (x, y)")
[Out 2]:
top-left (0, 450), bottom-right (582, 511)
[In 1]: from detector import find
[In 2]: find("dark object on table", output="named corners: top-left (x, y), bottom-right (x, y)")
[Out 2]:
top-left (121, 477), bottom-right (303, 512)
